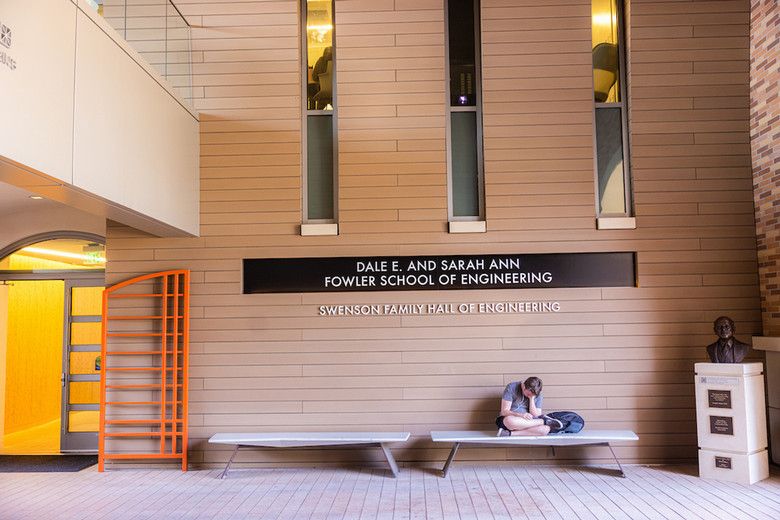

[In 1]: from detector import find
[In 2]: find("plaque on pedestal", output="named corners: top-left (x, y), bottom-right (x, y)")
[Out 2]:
top-left (707, 389), bottom-right (731, 409)
top-left (694, 363), bottom-right (769, 485)
top-left (698, 450), bottom-right (768, 486)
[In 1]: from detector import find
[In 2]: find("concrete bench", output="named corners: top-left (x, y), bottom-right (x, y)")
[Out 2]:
top-left (208, 432), bottom-right (411, 479)
top-left (430, 430), bottom-right (639, 478)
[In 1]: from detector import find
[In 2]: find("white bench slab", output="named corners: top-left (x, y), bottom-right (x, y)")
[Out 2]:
top-left (209, 432), bottom-right (411, 478)
top-left (431, 430), bottom-right (639, 478)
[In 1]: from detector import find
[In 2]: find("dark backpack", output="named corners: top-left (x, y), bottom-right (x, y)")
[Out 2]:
top-left (546, 411), bottom-right (585, 433)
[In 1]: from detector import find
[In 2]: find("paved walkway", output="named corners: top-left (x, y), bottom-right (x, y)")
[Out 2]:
top-left (1, 464), bottom-right (779, 519)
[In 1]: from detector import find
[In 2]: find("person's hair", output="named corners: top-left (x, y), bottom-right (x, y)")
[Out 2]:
top-left (523, 376), bottom-right (543, 397)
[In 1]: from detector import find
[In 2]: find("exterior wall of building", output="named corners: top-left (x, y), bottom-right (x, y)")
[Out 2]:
top-left (105, 0), bottom-right (758, 469)
top-left (750, 0), bottom-right (780, 335)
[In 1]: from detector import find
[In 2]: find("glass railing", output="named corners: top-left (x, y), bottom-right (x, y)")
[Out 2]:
top-left (90, 1), bottom-right (193, 105)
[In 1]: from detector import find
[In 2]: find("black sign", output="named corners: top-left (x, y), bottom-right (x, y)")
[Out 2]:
top-left (708, 389), bottom-right (732, 409)
top-left (709, 416), bottom-right (734, 436)
top-left (715, 456), bottom-right (732, 470)
top-left (243, 252), bottom-right (636, 294)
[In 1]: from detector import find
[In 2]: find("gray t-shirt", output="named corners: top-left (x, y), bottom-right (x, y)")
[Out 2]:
top-left (502, 381), bottom-right (542, 415)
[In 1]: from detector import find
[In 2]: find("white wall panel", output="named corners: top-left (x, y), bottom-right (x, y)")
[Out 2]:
top-left (72, 9), bottom-right (199, 236)
top-left (0, 0), bottom-right (76, 184)
top-left (0, 0), bottom-right (199, 237)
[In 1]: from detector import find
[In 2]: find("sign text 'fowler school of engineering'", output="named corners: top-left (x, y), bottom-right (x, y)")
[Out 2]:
top-left (243, 252), bottom-right (636, 294)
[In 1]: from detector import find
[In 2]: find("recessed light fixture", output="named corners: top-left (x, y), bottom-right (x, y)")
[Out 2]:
top-left (29, 195), bottom-right (44, 200)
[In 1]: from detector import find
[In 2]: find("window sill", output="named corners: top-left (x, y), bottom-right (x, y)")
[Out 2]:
top-left (301, 223), bottom-right (338, 236)
top-left (448, 221), bottom-right (486, 234)
top-left (597, 217), bottom-right (636, 230)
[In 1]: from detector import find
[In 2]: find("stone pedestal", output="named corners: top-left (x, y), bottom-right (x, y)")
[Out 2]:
top-left (695, 362), bottom-right (769, 484)
top-left (752, 336), bottom-right (780, 465)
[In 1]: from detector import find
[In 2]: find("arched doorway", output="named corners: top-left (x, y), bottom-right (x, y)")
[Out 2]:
top-left (0, 233), bottom-right (105, 454)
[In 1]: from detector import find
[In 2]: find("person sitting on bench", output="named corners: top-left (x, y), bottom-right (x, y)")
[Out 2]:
top-left (495, 376), bottom-right (563, 436)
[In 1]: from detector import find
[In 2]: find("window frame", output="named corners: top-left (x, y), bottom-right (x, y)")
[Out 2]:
top-left (445, 0), bottom-right (485, 223)
top-left (301, 0), bottom-right (338, 226)
top-left (592, 0), bottom-right (632, 219)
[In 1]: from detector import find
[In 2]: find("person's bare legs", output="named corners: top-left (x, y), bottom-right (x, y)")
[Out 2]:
top-left (502, 416), bottom-right (550, 436)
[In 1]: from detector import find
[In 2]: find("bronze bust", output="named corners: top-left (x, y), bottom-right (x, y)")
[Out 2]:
top-left (706, 316), bottom-right (749, 363)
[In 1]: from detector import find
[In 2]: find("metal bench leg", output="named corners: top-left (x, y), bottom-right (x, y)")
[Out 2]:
top-left (379, 443), bottom-right (401, 478)
top-left (441, 442), bottom-right (460, 478)
top-left (220, 445), bottom-right (241, 479)
top-left (606, 443), bottom-right (626, 478)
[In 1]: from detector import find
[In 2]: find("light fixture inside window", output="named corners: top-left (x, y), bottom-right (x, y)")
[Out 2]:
top-left (592, 13), bottom-right (617, 27)
top-left (307, 8), bottom-right (332, 44)
top-left (21, 246), bottom-right (106, 264)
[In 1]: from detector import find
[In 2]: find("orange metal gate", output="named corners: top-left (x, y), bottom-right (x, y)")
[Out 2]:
top-left (99, 270), bottom-right (189, 471)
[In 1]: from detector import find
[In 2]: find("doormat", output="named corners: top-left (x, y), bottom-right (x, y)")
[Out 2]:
top-left (0, 455), bottom-right (98, 473)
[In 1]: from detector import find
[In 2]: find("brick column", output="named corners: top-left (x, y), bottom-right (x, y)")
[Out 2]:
top-left (751, 0), bottom-right (780, 335)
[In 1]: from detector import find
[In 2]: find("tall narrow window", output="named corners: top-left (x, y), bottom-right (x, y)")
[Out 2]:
top-left (447, 0), bottom-right (485, 227)
top-left (303, 0), bottom-right (337, 227)
top-left (592, 0), bottom-right (631, 217)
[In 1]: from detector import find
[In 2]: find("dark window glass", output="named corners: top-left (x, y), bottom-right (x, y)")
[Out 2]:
top-left (307, 114), bottom-right (334, 220)
top-left (451, 112), bottom-right (480, 217)
top-left (448, 0), bottom-right (477, 107)
top-left (595, 108), bottom-right (626, 214)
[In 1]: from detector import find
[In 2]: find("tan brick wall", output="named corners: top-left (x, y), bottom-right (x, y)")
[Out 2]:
top-left (104, 0), bottom-right (758, 469)
top-left (751, 0), bottom-right (780, 335)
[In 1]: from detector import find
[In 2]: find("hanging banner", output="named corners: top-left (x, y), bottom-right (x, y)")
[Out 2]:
top-left (243, 252), bottom-right (636, 294)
